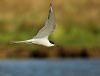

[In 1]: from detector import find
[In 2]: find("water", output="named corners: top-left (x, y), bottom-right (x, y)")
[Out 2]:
top-left (0, 59), bottom-right (100, 76)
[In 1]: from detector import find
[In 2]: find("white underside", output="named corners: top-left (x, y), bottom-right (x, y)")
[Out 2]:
top-left (13, 38), bottom-right (54, 47)
top-left (32, 38), bottom-right (54, 47)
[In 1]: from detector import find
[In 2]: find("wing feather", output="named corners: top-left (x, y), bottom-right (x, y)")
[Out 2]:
top-left (33, 3), bottom-right (56, 38)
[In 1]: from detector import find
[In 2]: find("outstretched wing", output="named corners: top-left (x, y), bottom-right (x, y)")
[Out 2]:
top-left (33, 3), bottom-right (56, 39)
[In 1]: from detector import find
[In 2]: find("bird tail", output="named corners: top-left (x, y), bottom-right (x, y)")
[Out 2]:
top-left (11, 39), bottom-right (34, 44)
top-left (11, 40), bottom-right (28, 43)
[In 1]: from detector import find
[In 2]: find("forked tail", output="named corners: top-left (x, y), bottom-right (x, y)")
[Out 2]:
top-left (12, 41), bottom-right (27, 43)
top-left (11, 39), bottom-right (33, 44)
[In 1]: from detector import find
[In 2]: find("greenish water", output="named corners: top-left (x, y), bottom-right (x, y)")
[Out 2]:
top-left (0, 59), bottom-right (100, 76)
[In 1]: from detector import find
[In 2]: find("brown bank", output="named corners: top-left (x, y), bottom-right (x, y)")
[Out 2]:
top-left (0, 46), bottom-right (100, 59)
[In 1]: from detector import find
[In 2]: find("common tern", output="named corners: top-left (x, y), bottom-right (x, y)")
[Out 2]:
top-left (13, 1), bottom-right (56, 47)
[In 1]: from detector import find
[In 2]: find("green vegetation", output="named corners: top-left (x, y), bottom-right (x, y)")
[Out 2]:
top-left (0, 0), bottom-right (100, 49)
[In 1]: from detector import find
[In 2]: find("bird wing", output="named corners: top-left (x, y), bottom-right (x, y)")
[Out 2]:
top-left (33, 3), bottom-right (56, 39)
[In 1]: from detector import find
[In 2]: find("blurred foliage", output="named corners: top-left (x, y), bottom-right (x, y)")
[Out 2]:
top-left (0, 0), bottom-right (100, 50)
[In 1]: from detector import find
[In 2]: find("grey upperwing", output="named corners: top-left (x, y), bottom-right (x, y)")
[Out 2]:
top-left (33, 2), bottom-right (56, 39)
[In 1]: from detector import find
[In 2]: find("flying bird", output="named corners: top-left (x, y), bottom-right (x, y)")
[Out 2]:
top-left (13, 1), bottom-right (56, 47)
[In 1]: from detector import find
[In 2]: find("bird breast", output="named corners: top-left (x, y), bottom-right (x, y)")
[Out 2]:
top-left (32, 38), bottom-right (53, 47)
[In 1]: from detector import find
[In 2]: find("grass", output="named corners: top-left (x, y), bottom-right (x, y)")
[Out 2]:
top-left (0, 0), bottom-right (100, 49)
top-left (0, 19), bottom-right (100, 48)
top-left (53, 24), bottom-right (100, 47)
